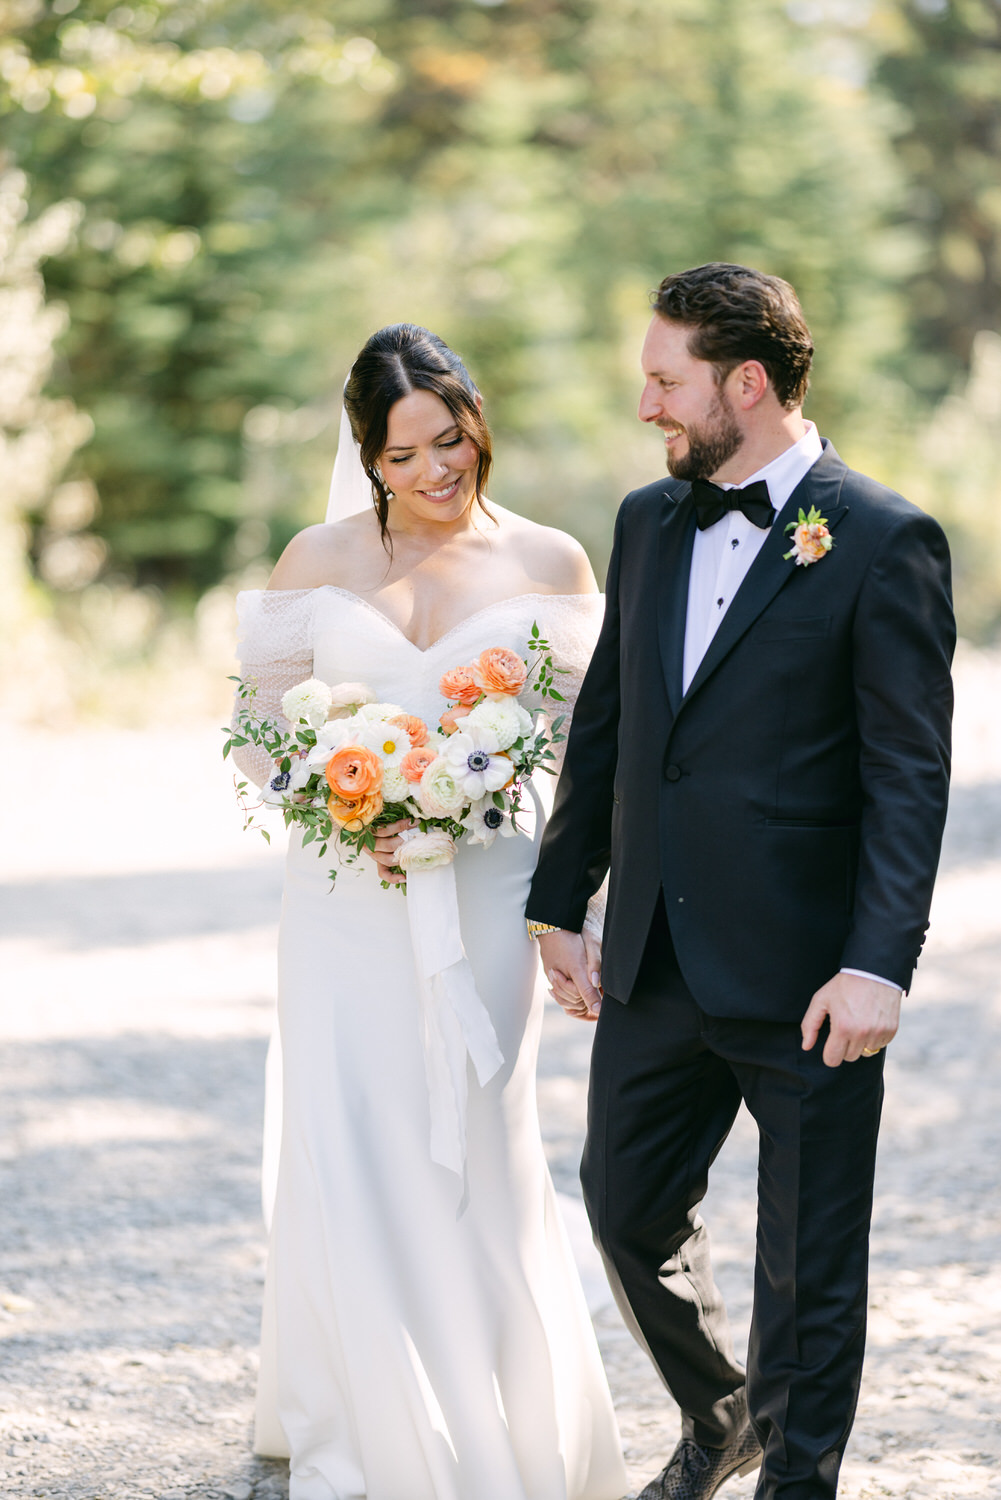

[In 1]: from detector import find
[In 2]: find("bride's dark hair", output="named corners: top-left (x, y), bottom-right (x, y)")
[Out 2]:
top-left (343, 324), bottom-right (493, 544)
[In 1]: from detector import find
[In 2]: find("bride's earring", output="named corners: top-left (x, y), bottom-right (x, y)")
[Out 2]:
top-left (375, 464), bottom-right (394, 500)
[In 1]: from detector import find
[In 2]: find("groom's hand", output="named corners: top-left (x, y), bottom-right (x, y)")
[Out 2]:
top-left (801, 972), bottom-right (901, 1067)
top-left (538, 930), bottom-right (602, 1022)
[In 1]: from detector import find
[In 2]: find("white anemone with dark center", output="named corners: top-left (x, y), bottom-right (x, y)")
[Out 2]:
top-left (443, 725), bottom-right (513, 800)
top-left (462, 790), bottom-right (519, 849)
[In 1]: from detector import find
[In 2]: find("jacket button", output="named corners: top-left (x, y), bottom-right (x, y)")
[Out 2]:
top-left (665, 764), bottom-right (682, 782)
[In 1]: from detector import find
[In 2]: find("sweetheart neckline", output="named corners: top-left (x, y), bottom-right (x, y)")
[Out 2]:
top-left (312, 585), bottom-right (600, 655)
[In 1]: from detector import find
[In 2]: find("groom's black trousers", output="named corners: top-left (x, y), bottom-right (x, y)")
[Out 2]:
top-left (582, 895), bottom-right (885, 1500)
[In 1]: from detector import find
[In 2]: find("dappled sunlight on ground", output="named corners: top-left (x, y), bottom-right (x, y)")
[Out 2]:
top-left (1, 647), bottom-right (999, 1498)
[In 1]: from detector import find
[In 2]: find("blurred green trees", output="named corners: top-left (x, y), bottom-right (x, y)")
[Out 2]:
top-left (2, 0), bottom-right (999, 635)
top-left (873, 0), bottom-right (1001, 401)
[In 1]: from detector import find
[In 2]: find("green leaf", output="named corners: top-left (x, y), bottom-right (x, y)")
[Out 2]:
top-left (261, 829), bottom-right (271, 844)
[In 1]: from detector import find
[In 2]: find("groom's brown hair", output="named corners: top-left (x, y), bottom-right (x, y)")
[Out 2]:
top-left (652, 263), bottom-right (813, 410)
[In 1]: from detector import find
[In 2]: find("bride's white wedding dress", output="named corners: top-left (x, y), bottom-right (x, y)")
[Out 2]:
top-left (233, 585), bottom-right (626, 1500)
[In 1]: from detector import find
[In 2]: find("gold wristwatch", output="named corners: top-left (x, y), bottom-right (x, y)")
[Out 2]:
top-left (526, 921), bottom-right (563, 940)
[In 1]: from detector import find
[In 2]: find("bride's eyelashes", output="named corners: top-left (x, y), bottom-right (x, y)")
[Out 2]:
top-left (388, 436), bottom-right (465, 466)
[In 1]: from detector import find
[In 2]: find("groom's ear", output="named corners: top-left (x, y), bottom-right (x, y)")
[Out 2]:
top-left (730, 359), bottom-right (770, 411)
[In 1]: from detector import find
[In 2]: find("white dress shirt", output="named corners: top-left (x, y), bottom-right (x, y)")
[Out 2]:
top-left (682, 421), bottom-right (823, 694)
top-left (680, 422), bottom-right (899, 997)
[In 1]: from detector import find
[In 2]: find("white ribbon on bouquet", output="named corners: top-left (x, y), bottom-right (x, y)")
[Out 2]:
top-left (401, 858), bottom-right (505, 1180)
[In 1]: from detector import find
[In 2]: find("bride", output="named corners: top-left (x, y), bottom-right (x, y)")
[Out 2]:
top-left (231, 324), bottom-right (627, 1500)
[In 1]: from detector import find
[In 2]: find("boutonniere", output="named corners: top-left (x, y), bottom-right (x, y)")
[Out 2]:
top-left (784, 506), bottom-right (834, 567)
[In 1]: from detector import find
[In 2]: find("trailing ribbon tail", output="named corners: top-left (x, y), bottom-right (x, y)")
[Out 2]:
top-left (403, 861), bottom-right (505, 1178)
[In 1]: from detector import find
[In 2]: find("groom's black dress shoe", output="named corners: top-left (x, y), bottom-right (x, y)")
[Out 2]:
top-left (636, 1424), bottom-right (763, 1499)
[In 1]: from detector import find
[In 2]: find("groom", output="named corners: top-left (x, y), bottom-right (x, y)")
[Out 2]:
top-left (526, 264), bottom-right (955, 1499)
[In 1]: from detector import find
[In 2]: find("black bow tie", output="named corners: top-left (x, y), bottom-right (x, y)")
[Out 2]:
top-left (690, 478), bottom-right (774, 532)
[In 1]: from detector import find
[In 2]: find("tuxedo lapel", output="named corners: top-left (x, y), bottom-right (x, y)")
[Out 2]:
top-left (678, 442), bottom-right (850, 713)
top-left (656, 484), bottom-right (696, 717)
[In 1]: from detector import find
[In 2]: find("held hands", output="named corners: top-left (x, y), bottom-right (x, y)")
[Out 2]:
top-left (538, 929), bottom-right (603, 1023)
top-left (801, 971), bottom-right (901, 1068)
top-left (361, 817), bottom-right (416, 886)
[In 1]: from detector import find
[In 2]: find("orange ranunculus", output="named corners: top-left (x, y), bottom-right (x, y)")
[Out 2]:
top-left (439, 704), bottom-right (471, 735)
top-left (791, 522), bottom-right (832, 563)
top-left (390, 713), bottom-right (429, 749)
top-left (327, 789), bottom-right (384, 831)
top-left (400, 746), bottom-right (438, 784)
top-left (472, 646), bottom-right (527, 696)
top-left (325, 743), bottom-right (383, 799)
top-left (438, 664), bottom-right (481, 706)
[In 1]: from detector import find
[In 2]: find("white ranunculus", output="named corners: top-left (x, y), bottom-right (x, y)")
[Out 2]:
top-left (380, 765), bottom-right (411, 805)
top-left (442, 725), bottom-right (513, 800)
top-left (309, 717), bottom-right (411, 772)
top-left (464, 695), bottom-right (534, 751)
top-left (281, 678), bottom-right (333, 729)
top-left (357, 701), bottom-right (406, 725)
top-left (418, 757), bottom-right (467, 819)
top-left (397, 828), bottom-right (456, 871)
top-left (462, 794), bottom-right (518, 849)
top-left (327, 681), bottom-right (377, 719)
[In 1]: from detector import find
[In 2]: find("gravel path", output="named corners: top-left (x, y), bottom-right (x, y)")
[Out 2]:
top-left (1, 645), bottom-right (999, 1500)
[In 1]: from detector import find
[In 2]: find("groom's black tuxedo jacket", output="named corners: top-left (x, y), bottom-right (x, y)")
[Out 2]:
top-left (528, 441), bottom-right (955, 1020)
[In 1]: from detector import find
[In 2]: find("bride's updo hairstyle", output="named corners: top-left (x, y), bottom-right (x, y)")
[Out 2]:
top-left (343, 323), bottom-right (493, 543)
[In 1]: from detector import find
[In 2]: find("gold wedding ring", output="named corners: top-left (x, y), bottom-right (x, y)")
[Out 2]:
top-left (861, 1045), bottom-right (883, 1057)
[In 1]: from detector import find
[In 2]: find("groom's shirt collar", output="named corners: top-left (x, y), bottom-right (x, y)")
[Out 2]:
top-left (713, 420), bottom-right (823, 513)
top-left (682, 421), bottom-right (823, 697)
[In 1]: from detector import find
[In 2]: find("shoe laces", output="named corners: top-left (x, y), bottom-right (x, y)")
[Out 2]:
top-left (668, 1439), bottom-right (711, 1483)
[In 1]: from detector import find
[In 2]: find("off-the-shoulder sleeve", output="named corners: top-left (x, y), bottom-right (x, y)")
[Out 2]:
top-left (523, 594), bottom-right (607, 936)
top-left (230, 589), bottom-right (316, 789)
top-left (522, 594), bottom-right (605, 776)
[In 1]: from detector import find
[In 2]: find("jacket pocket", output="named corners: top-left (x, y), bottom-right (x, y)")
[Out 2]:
top-left (764, 817), bottom-right (859, 829)
top-left (755, 615), bottom-right (831, 642)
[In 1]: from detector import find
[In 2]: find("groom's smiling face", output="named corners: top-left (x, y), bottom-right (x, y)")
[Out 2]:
top-left (638, 315), bottom-right (745, 482)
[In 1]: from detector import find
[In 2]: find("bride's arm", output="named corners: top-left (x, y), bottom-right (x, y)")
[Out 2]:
top-left (229, 590), bottom-right (316, 790)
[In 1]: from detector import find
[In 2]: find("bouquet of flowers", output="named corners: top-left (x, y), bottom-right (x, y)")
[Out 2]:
top-left (224, 623), bottom-right (567, 885)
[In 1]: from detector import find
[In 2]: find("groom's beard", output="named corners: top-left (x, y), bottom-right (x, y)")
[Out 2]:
top-left (664, 390), bottom-right (744, 481)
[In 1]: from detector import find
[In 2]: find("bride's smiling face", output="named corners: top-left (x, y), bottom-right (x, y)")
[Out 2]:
top-left (381, 389), bottom-right (482, 526)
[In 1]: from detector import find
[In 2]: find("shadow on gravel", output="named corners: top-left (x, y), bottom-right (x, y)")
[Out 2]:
top-left (0, 864), bottom-right (284, 949)
top-left (0, 1033), bottom-right (269, 1128)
